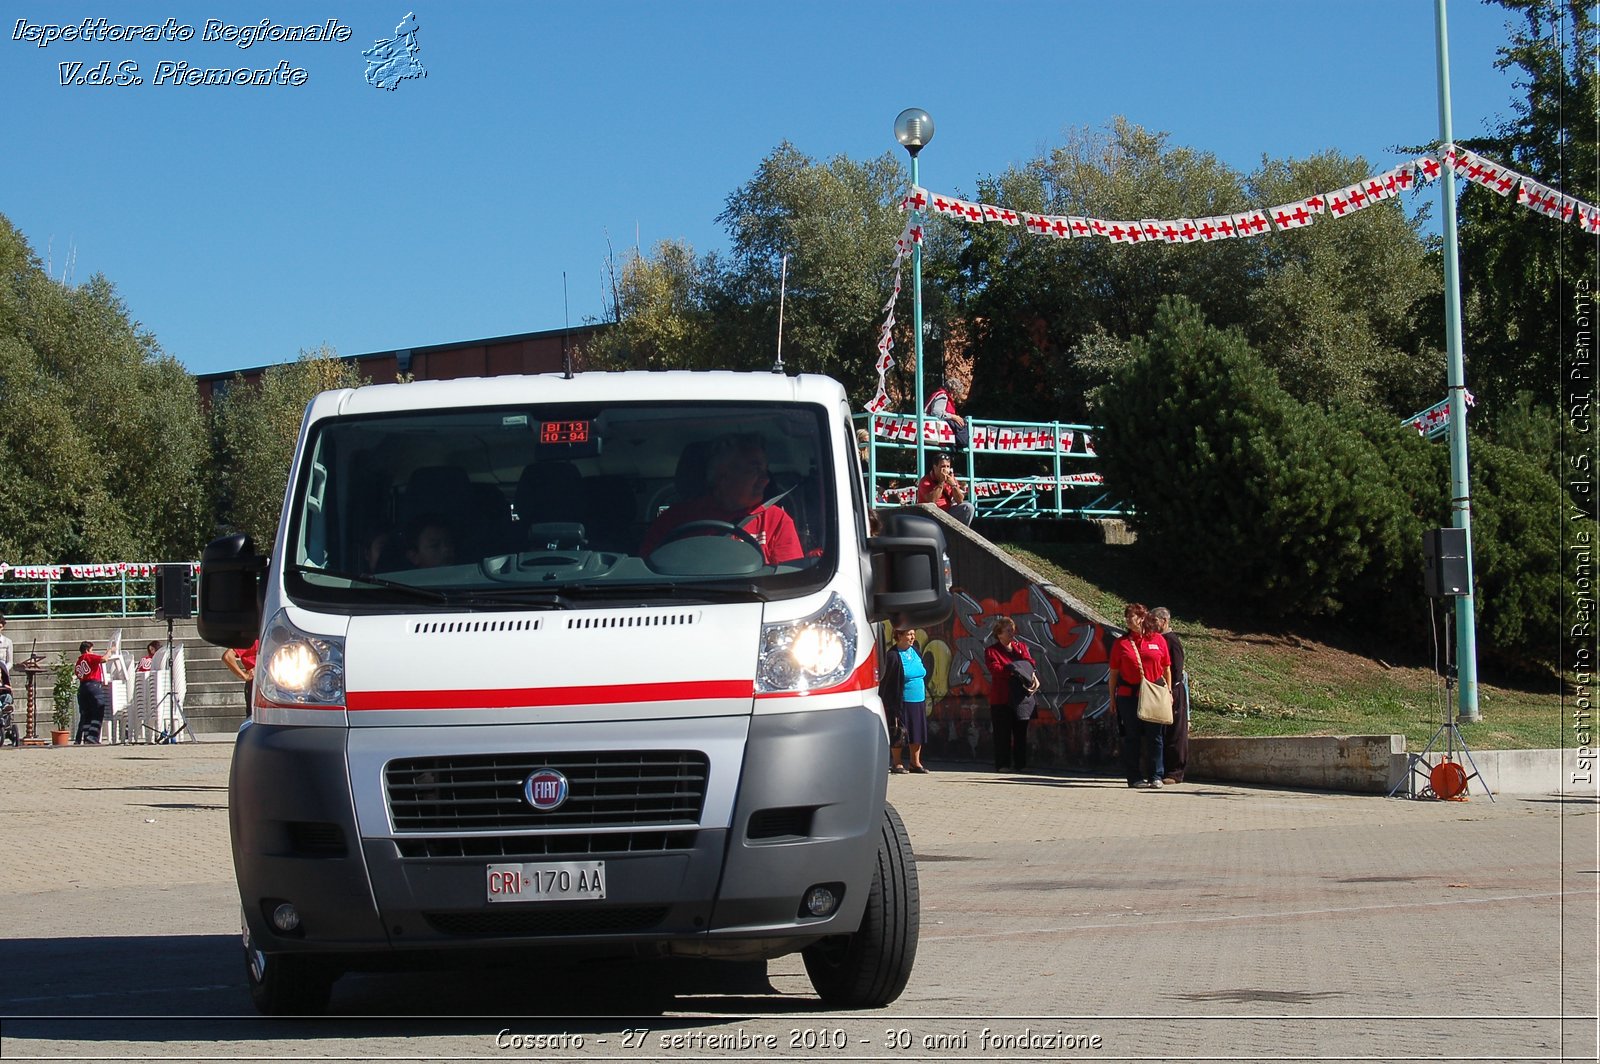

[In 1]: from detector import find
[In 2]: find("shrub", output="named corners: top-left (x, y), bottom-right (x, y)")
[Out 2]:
top-left (1098, 297), bottom-right (1412, 620)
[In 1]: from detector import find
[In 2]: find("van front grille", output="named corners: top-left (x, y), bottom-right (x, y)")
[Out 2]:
top-left (386, 751), bottom-right (709, 831)
top-left (395, 830), bottom-right (696, 859)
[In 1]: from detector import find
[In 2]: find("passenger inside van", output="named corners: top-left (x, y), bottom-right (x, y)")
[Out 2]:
top-left (402, 514), bottom-right (458, 568)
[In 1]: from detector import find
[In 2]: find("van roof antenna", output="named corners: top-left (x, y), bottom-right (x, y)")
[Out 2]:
top-left (772, 253), bottom-right (788, 374)
top-left (562, 271), bottom-right (574, 379)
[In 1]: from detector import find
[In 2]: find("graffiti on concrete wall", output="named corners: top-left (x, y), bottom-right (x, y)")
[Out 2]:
top-left (877, 578), bottom-right (1117, 765)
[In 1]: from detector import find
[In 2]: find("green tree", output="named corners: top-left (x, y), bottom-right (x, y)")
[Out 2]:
top-left (1467, 438), bottom-right (1564, 663)
top-left (583, 239), bottom-right (716, 370)
top-left (1455, 0), bottom-right (1597, 411)
top-left (944, 120), bottom-right (1440, 422)
top-left (713, 142), bottom-right (910, 393)
top-left (1098, 298), bottom-right (1414, 619)
top-left (1100, 297), bottom-right (1567, 665)
top-left (950, 120), bottom-right (1258, 421)
top-left (0, 214), bottom-right (212, 562)
top-left (1244, 153), bottom-right (1441, 413)
top-left (211, 347), bottom-right (365, 545)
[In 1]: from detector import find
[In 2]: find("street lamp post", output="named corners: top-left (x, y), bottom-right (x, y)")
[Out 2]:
top-left (1433, 0), bottom-right (1480, 721)
top-left (894, 108), bottom-right (934, 482)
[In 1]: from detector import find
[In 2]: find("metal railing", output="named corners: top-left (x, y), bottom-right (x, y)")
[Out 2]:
top-left (0, 563), bottom-right (198, 620)
top-left (856, 412), bottom-right (1129, 520)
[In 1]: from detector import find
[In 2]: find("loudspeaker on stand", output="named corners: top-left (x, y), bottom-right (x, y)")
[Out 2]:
top-left (153, 564), bottom-right (194, 620)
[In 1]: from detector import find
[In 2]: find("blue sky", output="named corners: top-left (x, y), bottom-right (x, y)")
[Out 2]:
top-left (4, 0), bottom-right (1528, 377)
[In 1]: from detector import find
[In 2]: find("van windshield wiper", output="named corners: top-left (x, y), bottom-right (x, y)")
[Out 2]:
top-left (560, 582), bottom-right (769, 603)
top-left (290, 563), bottom-right (452, 602)
top-left (447, 587), bottom-right (572, 610)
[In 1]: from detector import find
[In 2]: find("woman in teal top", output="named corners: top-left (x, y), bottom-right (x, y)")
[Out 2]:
top-left (878, 626), bottom-right (931, 774)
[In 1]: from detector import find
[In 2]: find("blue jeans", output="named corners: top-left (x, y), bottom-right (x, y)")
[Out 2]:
top-left (1115, 692), bottom-right (1165, 783)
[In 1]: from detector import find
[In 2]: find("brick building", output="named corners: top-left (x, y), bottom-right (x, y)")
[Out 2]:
top-left (194, 324), bottom-right (608, 405)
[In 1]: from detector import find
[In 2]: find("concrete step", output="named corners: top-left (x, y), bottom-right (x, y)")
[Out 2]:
top-left (6, 618), bottom-right (246, 734)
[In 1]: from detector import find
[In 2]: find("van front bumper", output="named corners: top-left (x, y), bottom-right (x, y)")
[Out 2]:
top-left (230, 706), bottom-right (888, 961)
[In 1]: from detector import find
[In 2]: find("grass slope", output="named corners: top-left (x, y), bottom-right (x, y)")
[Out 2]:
top-left (1001, 540), bottom-right (1565, 751)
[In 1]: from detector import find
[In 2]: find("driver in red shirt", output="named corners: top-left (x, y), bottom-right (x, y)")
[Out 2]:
top-left (641, 433), bottom-right (802, 565)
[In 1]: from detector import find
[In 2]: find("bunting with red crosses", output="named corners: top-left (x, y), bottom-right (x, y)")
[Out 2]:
top-left (901, 145), bottom-right (1593, 248)
top-left (871, 146), bottom-right (1598, 412)
top-left (868, 197), bottom-right (928, 413)
top-left (0, 561), bottom-right (190, 581)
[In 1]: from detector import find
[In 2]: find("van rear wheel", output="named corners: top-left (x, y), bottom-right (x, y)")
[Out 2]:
top-left (244, 916), bottom-right (336, 1015)
top-left (802, 802), bottom-right (919, 1008)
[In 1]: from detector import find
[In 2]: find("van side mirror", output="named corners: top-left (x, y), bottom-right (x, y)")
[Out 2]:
top-left (198, 533), bottom-right (268, 649)
top-left (867, 510), bottom-right (954, 627)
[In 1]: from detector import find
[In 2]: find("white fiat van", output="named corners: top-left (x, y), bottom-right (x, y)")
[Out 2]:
top-left (198, 370), bottom-right (952, 1014)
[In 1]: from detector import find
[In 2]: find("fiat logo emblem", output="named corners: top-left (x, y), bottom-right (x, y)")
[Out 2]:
top-left (524, 769), bottom-right (569, 811)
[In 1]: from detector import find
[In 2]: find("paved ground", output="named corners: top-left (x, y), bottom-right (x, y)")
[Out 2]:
top-left (0, 736), bottom-right (1595, 1062)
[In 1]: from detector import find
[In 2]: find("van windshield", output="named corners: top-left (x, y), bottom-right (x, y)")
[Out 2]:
top-left (283, 401), bottom-right (837, 608)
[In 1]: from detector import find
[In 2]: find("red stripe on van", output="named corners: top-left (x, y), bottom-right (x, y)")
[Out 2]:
top-left (345, 678), bottom-right (754, 712)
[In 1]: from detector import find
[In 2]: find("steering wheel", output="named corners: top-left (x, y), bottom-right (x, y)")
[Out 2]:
top-left (653, 519), bottom-right (762, 552)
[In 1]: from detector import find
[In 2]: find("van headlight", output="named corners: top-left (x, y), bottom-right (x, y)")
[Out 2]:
top-left (258, 611), bottom-right (345, 707)
top-left (756, 593), bottom-right (857, 694)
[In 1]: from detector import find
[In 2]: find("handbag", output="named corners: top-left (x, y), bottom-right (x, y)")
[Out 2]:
top-left (1008, 659), bottom-right (1039, 722)
top-left (1129, 638), bottom-right (1174, 725)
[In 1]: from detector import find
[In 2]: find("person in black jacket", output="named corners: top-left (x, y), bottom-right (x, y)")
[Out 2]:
top-left (1150, 607), bottom-right (1188, 784)
top-left (879, 626), bottom-right (931, 774)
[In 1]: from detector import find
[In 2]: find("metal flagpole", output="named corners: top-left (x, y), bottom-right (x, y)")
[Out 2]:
top-left (895, 109), bottom-right (935, 482)
top-left (911, 151), bottom-right (926, 481)
top-left (1433, 0), bottom-right (1481, 721)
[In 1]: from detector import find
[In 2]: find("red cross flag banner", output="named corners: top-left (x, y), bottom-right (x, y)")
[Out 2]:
top-left (1232, 209), bottom-right (1273, 237)
top-left (1361, 174), bottom-right (1395, 204)
top-left (1517, 176), bottom-right (1562, 218)
top-left (1268, 198), bottom-right (1319, 231)
top-left (982, 203), bottom-right (1022, 226)
top-left (1414, 154), bottom-right (1443, 183)
top-left (1344, 180), bottom-right (1378, 214)
top-left (1381, 166), bottom-right (1417, 197)
top-left (1578, 203), bottom-right (1600, 235)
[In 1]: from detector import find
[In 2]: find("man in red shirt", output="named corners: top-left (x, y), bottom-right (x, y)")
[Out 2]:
top-left (916, 452), bottom-right (974, 526)
top-left (74, 640), bottom-right (110, 744)
top-left (223, 639), bottom-right (260, 718)
top-left (641, 434), bottom-right (803, 565)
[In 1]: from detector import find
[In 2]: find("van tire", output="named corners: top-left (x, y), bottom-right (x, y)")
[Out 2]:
top-left (802, 802), bottom-right (919, 1008)
top-left (245, 923), bottom-right (336, 1015)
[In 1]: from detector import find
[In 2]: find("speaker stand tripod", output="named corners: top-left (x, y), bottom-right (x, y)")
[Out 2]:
top-left (146, 617), bottom-right (188, 745)
top-left (1389, 604), bottom-right (1493, 801)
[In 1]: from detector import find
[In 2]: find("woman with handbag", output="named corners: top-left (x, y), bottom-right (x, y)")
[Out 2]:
top-left (984, 616), bottom-right (1036, 772)
top-left (1110, 603), bottom-right (1172, 789)
top-left (879, 626), bottom-right (930, 774)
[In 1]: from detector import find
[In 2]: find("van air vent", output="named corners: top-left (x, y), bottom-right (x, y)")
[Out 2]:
top-left (411, 619), bottom-right (542, 634)
top-left (565, 613), bottom-right (697, 630)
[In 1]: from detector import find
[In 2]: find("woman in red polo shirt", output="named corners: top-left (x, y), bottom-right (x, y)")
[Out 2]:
top-left (1108, 603), bottom-right (1172, 789)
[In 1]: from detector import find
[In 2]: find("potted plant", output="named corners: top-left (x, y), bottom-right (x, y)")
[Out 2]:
top-left (50, 651), bottom-right (77, 745)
